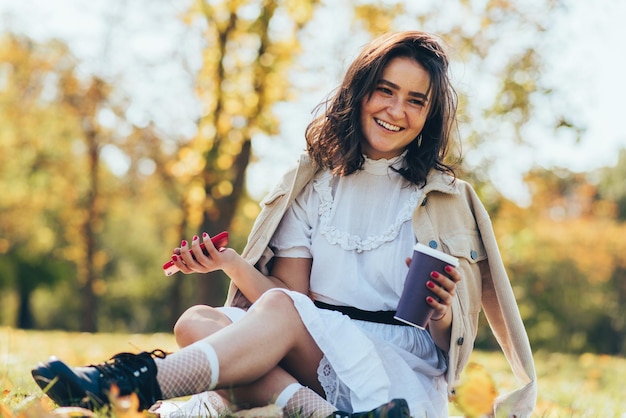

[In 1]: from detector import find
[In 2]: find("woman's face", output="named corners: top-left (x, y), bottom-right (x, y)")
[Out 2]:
top-left (360, 56), bottom-right (431, 160)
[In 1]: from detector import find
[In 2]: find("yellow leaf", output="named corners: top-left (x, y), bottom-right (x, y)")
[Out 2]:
top-left (452, 362), bottom-right (498, 418)
top-left (108, 384), bottom-right (144, 418)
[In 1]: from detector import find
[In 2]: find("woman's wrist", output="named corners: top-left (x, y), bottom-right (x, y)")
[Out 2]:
top-left (428, 308), bottom-right (453, 351)
top-left (431, 309), bottom-right (448, 322)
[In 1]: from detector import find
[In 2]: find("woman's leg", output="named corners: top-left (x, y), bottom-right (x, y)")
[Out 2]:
top-left (212, 291), bottom-right (324, 390)
top-left (162, 293), bottom-right (334, 418)
top-left (173, 305), bottom-right (234, 348)
top-left (159, 290), bottom-right (323, 395)
top-left (172, 303), bottom-right (327, 409)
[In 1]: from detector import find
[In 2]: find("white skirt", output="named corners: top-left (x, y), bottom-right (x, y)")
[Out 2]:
top-left (250, 289), bottom-right (449, 418)
top-left (156, 289), bottom-right (449, 418)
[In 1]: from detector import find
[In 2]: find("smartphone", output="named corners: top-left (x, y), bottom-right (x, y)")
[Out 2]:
top-left (162, 231), bottom-right (229, 276)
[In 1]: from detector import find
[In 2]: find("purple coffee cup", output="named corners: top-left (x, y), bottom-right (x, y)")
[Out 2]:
top-left (394, 243), bottom-right (460, 329)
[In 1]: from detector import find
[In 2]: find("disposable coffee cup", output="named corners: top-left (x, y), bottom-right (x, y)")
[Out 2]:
top-left (394, 243), bottom-right (460, 329)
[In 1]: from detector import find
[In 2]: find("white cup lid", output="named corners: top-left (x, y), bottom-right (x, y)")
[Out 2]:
top-left (413, 243), bottom-right (459, 267)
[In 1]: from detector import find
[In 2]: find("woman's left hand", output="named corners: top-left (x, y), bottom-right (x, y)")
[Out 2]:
top-left (426, 265), bottom-right (462, 322)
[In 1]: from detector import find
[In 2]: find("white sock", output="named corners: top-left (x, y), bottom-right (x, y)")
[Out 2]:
top-left (275, 383), bottom-right (303, 407)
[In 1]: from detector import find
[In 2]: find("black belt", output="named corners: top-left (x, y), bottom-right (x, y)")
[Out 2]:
top-left (314, 300), bottom-right (409, 326)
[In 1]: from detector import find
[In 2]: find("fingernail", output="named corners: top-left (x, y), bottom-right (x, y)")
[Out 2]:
top-left (193, 235), bottom-right (199, 241)
top-left (445, 265), bottom-right (453, 273)
top-left (427, 281), bottom-right (435, 289)
top-left (181, 240), bottom-right (187, 247)
top-left (202, 232), bottom-right (208, 239)
top-left (172, 255), bottom-right (178, 261)
top-left (431, 271), bottom-right (439, 278)
top-left (426, 296), bottom-right (434, 303)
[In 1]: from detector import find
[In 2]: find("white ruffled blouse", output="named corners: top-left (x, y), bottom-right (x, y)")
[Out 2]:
top-left (270, 154), bottom-right (422, 311)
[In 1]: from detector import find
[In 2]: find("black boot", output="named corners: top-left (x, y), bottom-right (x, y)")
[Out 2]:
top-left (31, 349), bottom-right (167, 411)
top-left (328, 399), bottom-right (410, 418)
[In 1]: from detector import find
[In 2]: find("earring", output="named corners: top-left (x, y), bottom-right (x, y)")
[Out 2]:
top-left (416, 134), bottom-right (423, 147)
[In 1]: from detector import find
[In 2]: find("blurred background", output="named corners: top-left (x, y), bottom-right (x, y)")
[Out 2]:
top-left (0, 0), bottom-right (624, 356)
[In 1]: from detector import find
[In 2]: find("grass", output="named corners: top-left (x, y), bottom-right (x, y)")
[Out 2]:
top-left (462, 350), bottom-right (626, 417)
top-left (1, 326), bottom-right (625, 417)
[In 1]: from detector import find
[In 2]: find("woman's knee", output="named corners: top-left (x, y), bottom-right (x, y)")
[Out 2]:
top-left (254, 290), bottom-right (297, 313)
top-left (252, 291), bottom-right (307, 333)
top-left (174, 305), bottom-right (232, 347)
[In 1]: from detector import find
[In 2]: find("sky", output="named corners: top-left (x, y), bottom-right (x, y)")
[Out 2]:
top-left (1, 0), bottom-right (625, 204)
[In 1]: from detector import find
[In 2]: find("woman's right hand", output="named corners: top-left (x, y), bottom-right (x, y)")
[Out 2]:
top-left (170, 232), bottom-right (236, 274)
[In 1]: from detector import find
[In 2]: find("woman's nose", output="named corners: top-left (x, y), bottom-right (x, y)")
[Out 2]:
top-left (387, 98), bottom-right (405, 118)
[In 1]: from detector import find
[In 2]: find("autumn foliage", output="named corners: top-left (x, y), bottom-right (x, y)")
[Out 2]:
top-left (483, 167), bottom-right (626, 355)
top-left (0, 1), bottom-right (624, 358)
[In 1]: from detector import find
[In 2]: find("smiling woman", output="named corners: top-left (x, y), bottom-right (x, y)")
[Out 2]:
top-left (30, 31), bottom-right (536, 418)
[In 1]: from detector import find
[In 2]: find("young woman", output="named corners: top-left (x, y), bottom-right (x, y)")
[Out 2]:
top-left (32, 31), bottom-right (536, 418)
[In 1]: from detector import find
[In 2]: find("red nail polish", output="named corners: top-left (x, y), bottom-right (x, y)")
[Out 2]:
top-left (172, 255), bottom-right (178, 261)
top-left (431, 271), bottom-right (439, 278)
top-left (202, 232), bottom-right (208, 238)
top-left (445, 265), bottom-right (453, 273)
top-left (427, 281), bottom-right (435, 289)
top-left (426, 296), bottom-right (434, 303)
top-left (193, 235), bottom-right (199, 241)
top-left (181, 240), bottom-right (187, 247)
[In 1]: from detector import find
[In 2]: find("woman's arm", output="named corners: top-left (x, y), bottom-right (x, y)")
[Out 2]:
top-left (171, 232), bottom-right (312, 303)
top-left (424, 266), bottom-right (462, 351)
top-left (219, 252), bottom-right (312, 302)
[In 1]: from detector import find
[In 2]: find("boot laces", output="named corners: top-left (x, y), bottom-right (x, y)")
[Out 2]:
top-left (91, 349), bottom-right (167, 409)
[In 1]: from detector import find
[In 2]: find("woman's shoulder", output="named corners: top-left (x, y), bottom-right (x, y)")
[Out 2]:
top-left (426, 168), bottom-right (482, 191)
top-left (424, 170), bottom-right (468, 194)
top-left (424, 171), bottom-right (487, 210)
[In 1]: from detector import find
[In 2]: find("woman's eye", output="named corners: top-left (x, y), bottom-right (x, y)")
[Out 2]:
top-left (377, 86), bottom-right (393, 95)
top-left (410, 99), bottom-right (425, 106)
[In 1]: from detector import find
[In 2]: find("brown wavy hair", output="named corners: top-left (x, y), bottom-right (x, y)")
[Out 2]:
top-left (305, 31), bottom-right (458, 186)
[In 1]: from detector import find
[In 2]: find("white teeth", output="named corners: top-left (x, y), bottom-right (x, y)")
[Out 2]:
top-left (376, 119), bottom-right (402, 132)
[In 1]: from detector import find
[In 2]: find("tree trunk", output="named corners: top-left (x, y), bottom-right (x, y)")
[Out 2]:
top-left (197, 139), bottom-right (252, 307)
top-left (80, 126), bottom-right (100, 332)
top-left (16, 285), bottom-right (34, 329)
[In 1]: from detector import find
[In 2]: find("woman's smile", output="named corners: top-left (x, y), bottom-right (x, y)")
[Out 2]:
top-left (375, 118), bottom-right (403, 132)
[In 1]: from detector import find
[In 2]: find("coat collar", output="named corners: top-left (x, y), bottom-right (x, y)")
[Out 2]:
top-left (422, 169), bottom-right (459, 196)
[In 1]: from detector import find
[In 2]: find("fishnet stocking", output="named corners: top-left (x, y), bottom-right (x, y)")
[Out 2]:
top-left (283, 387), bottom-right (335, 418)
top-left (154, 346), bottom-right (215, 399)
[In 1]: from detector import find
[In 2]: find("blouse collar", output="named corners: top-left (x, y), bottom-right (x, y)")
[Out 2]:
top-left (362, 152), bottom-right (406, 175)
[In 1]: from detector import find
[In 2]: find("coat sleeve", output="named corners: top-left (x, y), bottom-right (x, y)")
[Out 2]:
top-left (473, 192), bottom-right (537, 417)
